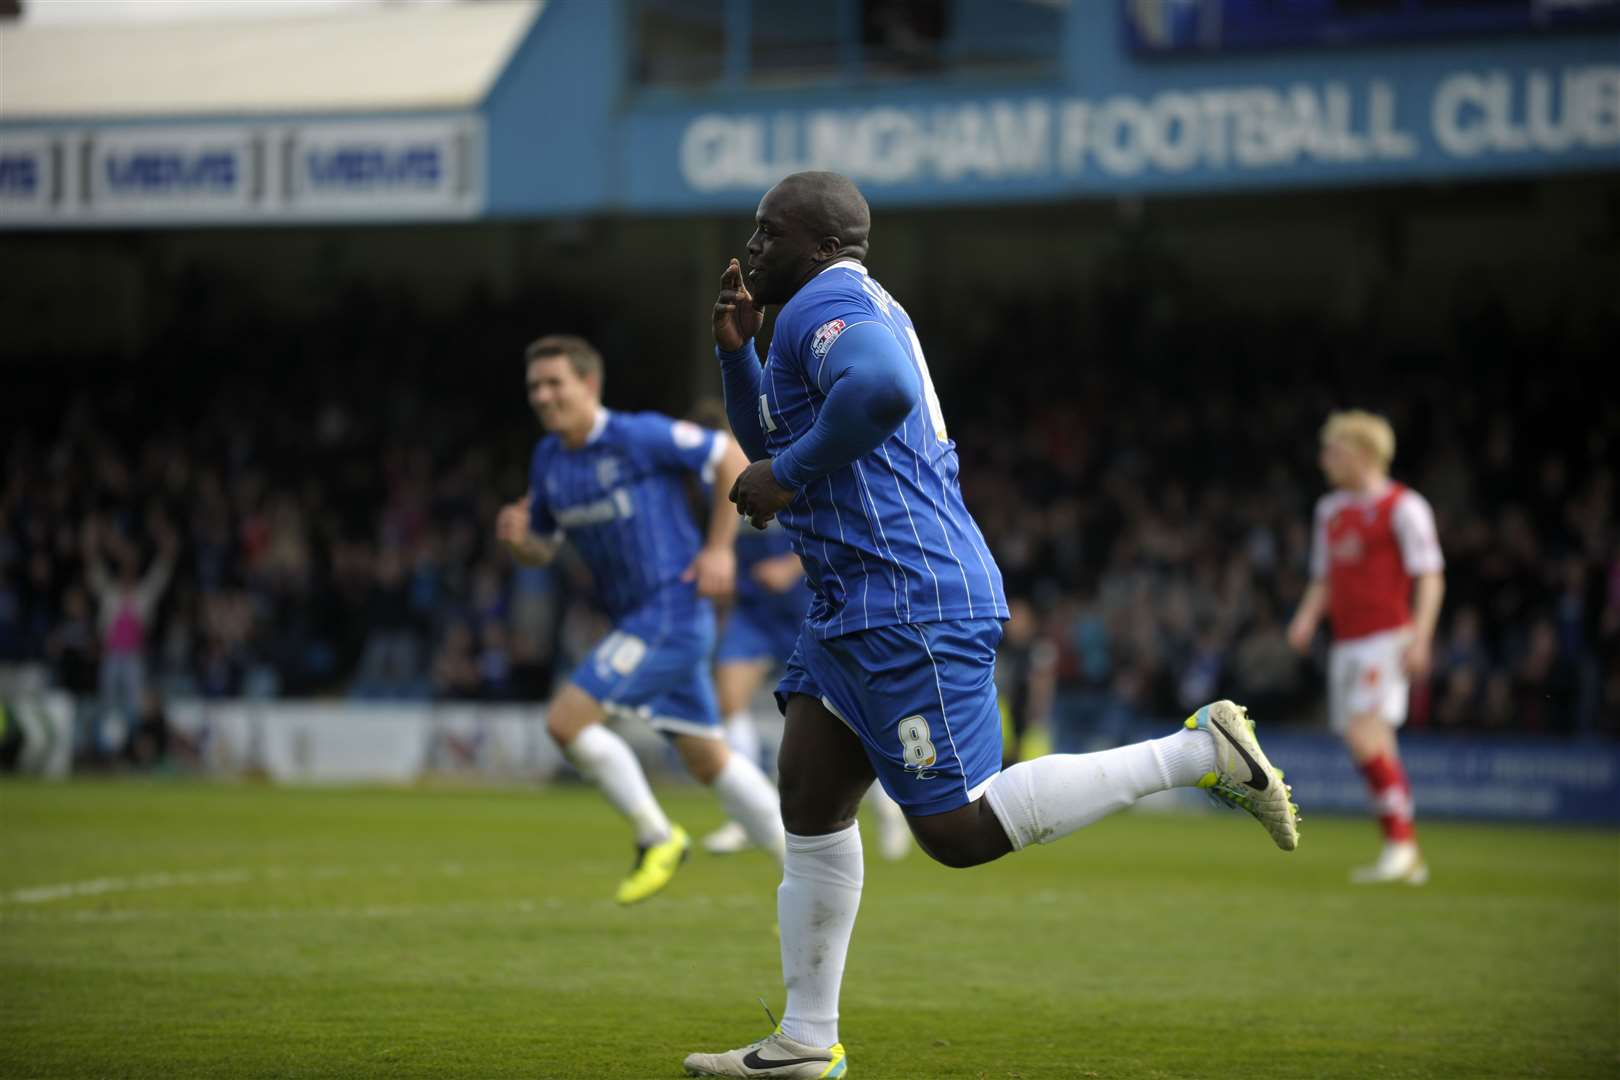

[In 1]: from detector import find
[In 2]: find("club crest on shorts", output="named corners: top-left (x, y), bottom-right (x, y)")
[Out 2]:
top-left (811, 319), bottom-right (848, 360)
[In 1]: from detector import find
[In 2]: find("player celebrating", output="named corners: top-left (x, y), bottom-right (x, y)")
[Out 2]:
top-left (682, 172), bottom-right (1299, 1078)
top-left (497, 335), bottom-right (786, 905)
top-left (1288, 410), bottom-right (1444, 885)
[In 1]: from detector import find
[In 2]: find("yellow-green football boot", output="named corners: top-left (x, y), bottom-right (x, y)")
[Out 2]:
top-left (614, 824), bottom-right (690, 905)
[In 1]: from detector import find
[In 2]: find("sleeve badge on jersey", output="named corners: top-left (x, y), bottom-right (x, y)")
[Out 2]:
top-left (670, 419), bottom-right (707, 449)
top-left (810, 319), bottom-right (848, 360)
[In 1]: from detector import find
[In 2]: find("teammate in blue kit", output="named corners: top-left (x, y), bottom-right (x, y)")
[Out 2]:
top-left (497, 335), bottom-right (785, 906)
top-left (701, 516), bottom-right (810, 854)
top-left (682, 173), bottom-right (1300, 1079)
top-left (701, 513), bottom-right (912, 861)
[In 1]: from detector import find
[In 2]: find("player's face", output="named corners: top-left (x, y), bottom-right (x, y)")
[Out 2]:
top-left (527, 356), bottom-right (596, 433)
top-left (1320, 438), bottom-right (1360, 488)
top-left (745, 189), bottom-right (820, 306)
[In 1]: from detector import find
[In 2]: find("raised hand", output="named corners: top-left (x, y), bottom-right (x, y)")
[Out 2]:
top-left (713, 258), bottom-right (764, 352)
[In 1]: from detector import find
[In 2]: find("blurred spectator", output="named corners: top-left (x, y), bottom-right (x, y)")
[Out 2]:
top-left (431, 622), bottom-right (482, 701)
top-left (996, 596), bottom-right (1057, 767)
top-left (0, 284), bottom-right (1611, 744)
top-left (83, 517), bottom-right (177, 753)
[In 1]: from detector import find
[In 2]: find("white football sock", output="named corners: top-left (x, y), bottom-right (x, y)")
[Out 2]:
top-left (779, 825), bottom-right (863, 1049)
top-left (565, 724), bottom-right (672, 848)
top-left (710, 750), bottom-right (786, 864)
top-left (984, 729), bottom-right (1216, 851)
top-left (723, 709), bottom-right (762, 768)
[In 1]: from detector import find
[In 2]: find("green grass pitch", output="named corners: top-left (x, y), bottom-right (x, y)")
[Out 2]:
top-left (1, 779), bottom-right (1615, 1079)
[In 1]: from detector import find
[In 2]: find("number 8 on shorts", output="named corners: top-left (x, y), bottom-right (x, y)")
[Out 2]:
top-left (897, 715), bottom-right (937, 769)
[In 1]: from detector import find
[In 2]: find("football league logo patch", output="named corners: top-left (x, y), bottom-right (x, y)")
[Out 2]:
top-left (811, 319), bottom-right (848, 360)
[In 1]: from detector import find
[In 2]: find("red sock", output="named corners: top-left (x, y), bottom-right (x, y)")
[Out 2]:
top-left (1358, 753), bottom-right (1416, 843)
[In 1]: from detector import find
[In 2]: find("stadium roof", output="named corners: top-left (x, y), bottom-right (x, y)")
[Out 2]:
top-left (0, 0), bottom-right (542, 121)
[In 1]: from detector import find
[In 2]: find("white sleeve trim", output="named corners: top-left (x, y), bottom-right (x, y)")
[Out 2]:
top-left (1309, 496), bottom-right (1334, 581)
top-left (701, 431), bottom-right (729, 487)
top-left (1392, 489), bottom-right (1445, 576)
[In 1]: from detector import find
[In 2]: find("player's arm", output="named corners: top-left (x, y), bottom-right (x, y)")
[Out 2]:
top-left (682, 438), bottom-right (744, 599)
top-left (752, 551), bottom-right (805, 594)
top-left (496, 494), bottom-right (560, 568)
top-left (1394, 491), bottom-right (1446, 676)
top-left (1405, 572), bottom-right (1445, 677)
top-left (731, 322), bottom-right (919, 527)
top-left (1288, 499), bottom-right (1332, 653)
top-left (714, 259), bottom-right (769, 461)
top-left (1287, 581), bottom-right (1328, 654)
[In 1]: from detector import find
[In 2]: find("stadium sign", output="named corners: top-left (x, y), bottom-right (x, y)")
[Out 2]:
top-left (288, 120), bottom-right (481, 216)
top-left (0, 136), bottom-right (54, 215)
top-left (0, 118), bottom-right (484, 227)
top-left (670, 63), bottom-right (1620, 197)
top-left (90, 127), bottom-right (257, 215)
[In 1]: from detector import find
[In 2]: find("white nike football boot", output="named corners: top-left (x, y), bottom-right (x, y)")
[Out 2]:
top-left (683, 1030), bottom-right (847, 1078)
top-left (1351, 841), bottom-right (1428, 885)
top-left (1186, 700), bottom-right (1300, 852)
top-left (703, 821), bottom-right (753, 855)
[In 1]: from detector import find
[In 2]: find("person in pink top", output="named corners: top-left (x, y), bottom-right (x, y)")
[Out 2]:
top-left (1289, 411), bottom-right (1446, 885)
top-left (83, 519), bottom-right (178, 756)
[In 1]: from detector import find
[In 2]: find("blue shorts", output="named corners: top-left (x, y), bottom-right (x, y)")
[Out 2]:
top-left (716, 602), bottom-right (803, 667)
top-left (569, 600), bottom-right (721, 740)
top-left (776, 618), bottom-right (1005, 816)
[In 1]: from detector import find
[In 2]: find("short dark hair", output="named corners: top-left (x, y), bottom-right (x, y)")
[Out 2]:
top-left (524, 334), bottom-right (603, 382)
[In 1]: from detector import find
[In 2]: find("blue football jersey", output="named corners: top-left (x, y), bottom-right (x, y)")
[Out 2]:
top-left (756, 261), bottom-right (1007, 638)
top-left (529, 409), bottom-right (725, 618)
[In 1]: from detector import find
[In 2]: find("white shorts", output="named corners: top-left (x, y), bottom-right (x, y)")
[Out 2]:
top-left (1328, 627), bottom-right (1411, 734)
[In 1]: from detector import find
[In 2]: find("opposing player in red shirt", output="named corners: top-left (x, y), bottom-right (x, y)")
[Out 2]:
top-left (1289, 410), bottom-right (1445, 885)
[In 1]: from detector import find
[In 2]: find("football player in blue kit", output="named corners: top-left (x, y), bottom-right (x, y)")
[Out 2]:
top-left (682, 174), bottom-right (1300, 1078)
top-left (497, 335), bottom-right (785, 906)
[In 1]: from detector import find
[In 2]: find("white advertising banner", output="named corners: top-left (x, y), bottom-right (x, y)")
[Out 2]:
top-left (0, 135), bottom-right (55, 217)
top-left (0, 116), bottom-right (483, 227)
top-left (89, 126), bottom-right (259, 217)
top-left (165, 702), bottom-right (573, 785)
top-left (288, 119), bottom-right (481, 217)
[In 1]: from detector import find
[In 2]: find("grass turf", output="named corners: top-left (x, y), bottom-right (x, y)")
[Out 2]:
top-left (1, 779), bottom-right (1615, 1079)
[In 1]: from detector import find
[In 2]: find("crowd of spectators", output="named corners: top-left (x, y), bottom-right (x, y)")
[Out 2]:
top-left (2, 281), bottom-right (1615, 763)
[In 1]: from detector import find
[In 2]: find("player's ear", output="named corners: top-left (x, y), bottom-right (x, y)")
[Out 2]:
top-left (815, 236), bottom-right (842, 262)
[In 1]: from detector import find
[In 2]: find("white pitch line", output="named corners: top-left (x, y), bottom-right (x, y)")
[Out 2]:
top-left (0, 862), bottom-right (473, 906)
top-left (3, 868), bottom-right (256, 905)
top-left (0, 892), bottom-right (771, 924)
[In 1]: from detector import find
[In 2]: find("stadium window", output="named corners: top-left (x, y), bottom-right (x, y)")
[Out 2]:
top-left (862, 0), bottom-right (947, 75)
top-left (748, 0), bottom-right (850, 86)
top-left (932, 0), bottom-right (1064, 77)
top-left (635, 0), bottom-right (1065, 89)
top-left (634, 0), bottom-right (728, 87)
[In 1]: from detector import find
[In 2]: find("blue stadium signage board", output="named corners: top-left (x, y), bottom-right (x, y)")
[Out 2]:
top-left (626, 58), bottom-right (1620, 208)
